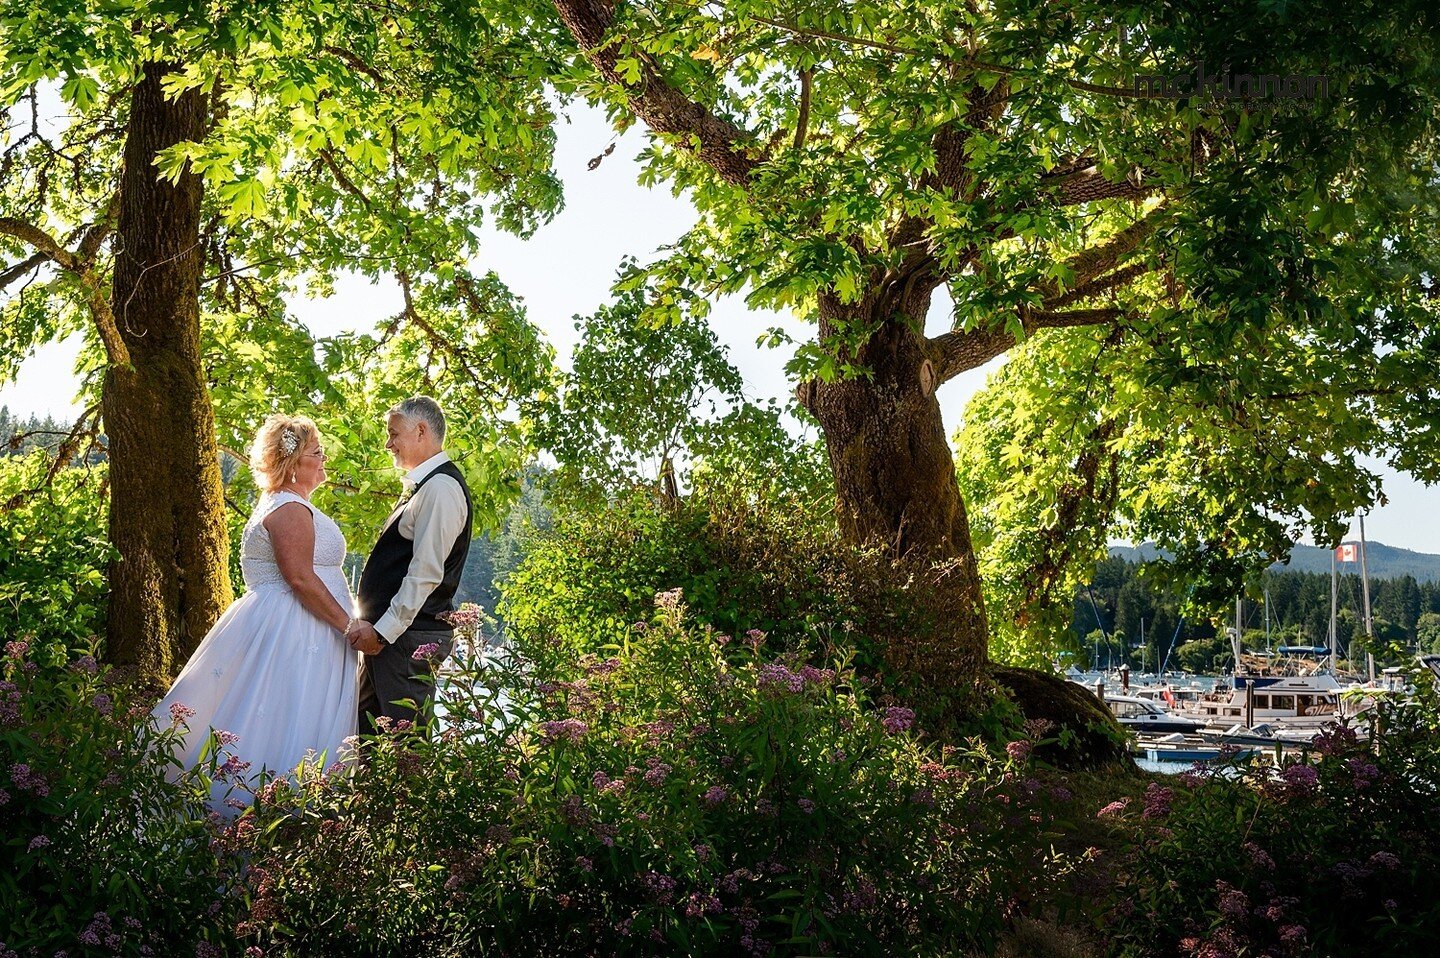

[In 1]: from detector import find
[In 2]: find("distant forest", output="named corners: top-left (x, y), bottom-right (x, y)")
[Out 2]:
top-left (0, 406), bottom-right (73, 457)
top-left (1076, 555), bottom-right (1440, 674)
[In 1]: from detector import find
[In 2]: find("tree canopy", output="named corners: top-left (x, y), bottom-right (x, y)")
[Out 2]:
top-left (2, 0), bottom-right (566, 532)
top-left (539, 0), bottom-right (1440, 691)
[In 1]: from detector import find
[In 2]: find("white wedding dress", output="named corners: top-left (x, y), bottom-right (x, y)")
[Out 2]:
top-left (152, 490), bottom-right (359, 806)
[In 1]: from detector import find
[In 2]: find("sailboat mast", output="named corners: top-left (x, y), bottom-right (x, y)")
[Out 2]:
top-left (1264, 586), bottom-right (1272, 658)
top-left (1329, 547), bottom-right (1339, 673)
top-left (1359, 514), bottom-right (1376, 681)
top-left (1233, 597), bottom-right (1244, 673)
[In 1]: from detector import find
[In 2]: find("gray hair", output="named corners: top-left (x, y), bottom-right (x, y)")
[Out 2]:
top-left (387, 396), bottom-right (447, 444)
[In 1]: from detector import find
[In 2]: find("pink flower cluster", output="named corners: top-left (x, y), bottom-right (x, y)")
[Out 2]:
top-left (169, 702), bottom-right (196, 725)
top-left (1142, 783), bottom-right (1174, 820)
top-left (539, 719), bottom-right (588, 745)
top-left (412, 643), bottom-right (442, 661)
top-left (9, 762), bottom-right (48, 797)
top-left (1346, 757), bottom-right (1379, 788)
top-left (641, 871), bottom-right (678, 904)
top-left (1242, 841), bottom-right (1275, 871)
top-left (1005, 740), bottom-right (1033, 762)
top-left (684, 891), bottom-right (723, 917)
top-left (439, 605), bottom-right (485, 629)
top-left (881, 706), bottom-right (915, 735)
top-left (218, 755), bottom-right (252, 778)
top-left (757, 663), bottom-right (805, 694)
top-left (1279, 763), bottom-right (1319, 794)
top-left (1096, 797), bottom-right (1130, 818)
top-left (583, 656), bottom-right (621, 678)
top-left (0, 680), bottom-right (18, 726)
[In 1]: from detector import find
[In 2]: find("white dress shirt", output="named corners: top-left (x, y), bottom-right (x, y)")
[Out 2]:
top-left (373, 451), bottom-right (469, 643)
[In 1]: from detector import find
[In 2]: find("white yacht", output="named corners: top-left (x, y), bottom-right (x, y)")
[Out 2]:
top-left (1104, 694), bottom-right (1204, 733)
top-left (1185, 673), bottom-right (1348, 729)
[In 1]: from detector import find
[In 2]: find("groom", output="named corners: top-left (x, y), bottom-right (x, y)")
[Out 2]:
top-left (347, 396), bottom-right (472, 734)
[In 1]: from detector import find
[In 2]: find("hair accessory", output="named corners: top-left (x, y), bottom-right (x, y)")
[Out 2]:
top-left (280, 428), bottom-right (299, 456)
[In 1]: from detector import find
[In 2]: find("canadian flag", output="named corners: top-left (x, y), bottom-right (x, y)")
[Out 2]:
top-left (1336, 543), bottom-right (1359, 563)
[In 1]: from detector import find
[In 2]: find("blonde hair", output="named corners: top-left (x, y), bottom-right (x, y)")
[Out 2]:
top-left (249, 414), bottom-right (320, 493)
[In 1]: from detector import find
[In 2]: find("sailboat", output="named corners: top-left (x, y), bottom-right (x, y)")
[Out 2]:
top-left (1180, 523), bottom-right (1381, 736)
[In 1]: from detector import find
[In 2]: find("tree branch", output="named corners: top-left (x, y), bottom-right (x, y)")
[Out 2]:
top-left (0, 252), bottom-right (47, 292)
top-left (746, 14), bottom-right (1175, 101)
top-left (551, 0), bottom-right (763, 187)
top-left (0, 403), bottom-right (102, 512)
top-left (1038, 205), bottom-right (1169, 305)
top-left (928, 307), bottom-right (1124, 384)
top-left (793, 67), bottom-right (813, 151)
top-left (318, 148), bottom-right (378, 211)
top-left (1043, 261), bottom-right (1154, 310)
top-left (0, 215), bottom-right (129, 367)
top-left (1042, 164), bottom-right (1156, 206)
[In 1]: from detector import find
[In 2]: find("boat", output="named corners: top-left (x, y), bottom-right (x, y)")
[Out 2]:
top-left (1183, 672), bottom-right (1349, 729)
top-left (1135, 733), bottom-right (1259, 764)
top-left (1103, 693), bottom-right (1205, 733)
top-left (1197, 722), bottom-right (1320, 748)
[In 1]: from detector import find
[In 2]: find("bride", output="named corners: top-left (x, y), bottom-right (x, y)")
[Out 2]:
top-left (152, 413), bottom-right (358, 806)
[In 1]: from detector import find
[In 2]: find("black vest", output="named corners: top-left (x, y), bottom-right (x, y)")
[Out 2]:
top-left (357, 460), bottom-right (472, 633)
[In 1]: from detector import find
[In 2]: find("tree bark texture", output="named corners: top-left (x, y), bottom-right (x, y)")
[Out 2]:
top-left (102, 63), bottom-right (232, 688)
top-left (800, 287), bottom-right (989, 696)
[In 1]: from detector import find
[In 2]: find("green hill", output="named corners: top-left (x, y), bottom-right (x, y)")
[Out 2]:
top-left (1108, 540), bottom-right (1440, 583)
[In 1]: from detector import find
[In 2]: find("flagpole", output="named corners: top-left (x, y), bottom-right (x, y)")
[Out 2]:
top-left (1359, 515), bottom-right (1376, 681)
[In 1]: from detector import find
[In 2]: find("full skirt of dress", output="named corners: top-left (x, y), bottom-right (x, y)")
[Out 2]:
top-left (152, 575), bottom-right (358, 807)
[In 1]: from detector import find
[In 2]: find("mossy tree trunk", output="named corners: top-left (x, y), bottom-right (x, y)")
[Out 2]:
top-left (799, 288), bottom-right (989, 698)
top-left (102, 63), bottom-right (232, 688)
top-left (801, 289), bottom-right (1128, 765)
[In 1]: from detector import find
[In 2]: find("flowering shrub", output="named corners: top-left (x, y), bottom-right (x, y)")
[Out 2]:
top-left (232, 597), bottom-right (1056, 955)
top-left (0, 640), bottom-right (240, 955)
top-left (499, 486), bottom-right (945, 692)
top-left (1098, 665), bottom-right (1440, 956)
top-left (0, 455), bottom-right (114, 661)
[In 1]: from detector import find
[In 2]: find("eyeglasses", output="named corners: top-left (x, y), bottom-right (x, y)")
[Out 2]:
top-left (305, 448), bottom-right (327, 460)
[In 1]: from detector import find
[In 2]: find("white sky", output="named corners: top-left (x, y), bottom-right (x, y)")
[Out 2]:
top-left (3, 101), bottom-right (1436, 552)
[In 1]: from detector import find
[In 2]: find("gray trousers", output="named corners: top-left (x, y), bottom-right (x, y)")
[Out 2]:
top-left (357, 627), bottom-right (453, 736)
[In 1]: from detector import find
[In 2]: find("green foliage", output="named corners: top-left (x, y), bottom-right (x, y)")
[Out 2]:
top-left (0, 406), bottom-right (71, 457)
top-left (0, 601), bottom-right (1062, 956)
top-left (499, 479), bottom-right (977, 709)
top-left (536, 262), bottom-right (817, 505)
top-left (1417, 612), bottom-right (1440, 655)
top-left (1097, 665), bottom-right (1440, 955)
top-left (552, 0), bottom-right (1440, 377)
top-left (957, 302), bottom-right (1440, 661)
top-left (456, 465), bottom-right (554, 616)
top-left (1172, 636), bottom-right (1232, 675)
top-left (0, 641), bottom-right (240, 955)
top-left (502, 484), bottom-right (853, 675)
top-left (232, 601), bottom-right (1053, 956)
top-left (2, 1), bottom-right (568, 540)
top-left (0, 455), bottom-right (111, 657)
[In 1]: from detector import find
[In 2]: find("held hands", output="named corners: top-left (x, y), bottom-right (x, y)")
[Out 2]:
top-left (345, 619), bottom-right (384, 656)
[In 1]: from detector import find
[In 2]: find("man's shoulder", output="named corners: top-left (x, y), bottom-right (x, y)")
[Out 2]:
top-left (415, 469), bottom-right (467, 503)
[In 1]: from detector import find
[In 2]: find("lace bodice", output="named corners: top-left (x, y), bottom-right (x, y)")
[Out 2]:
top-left (241, 491), bottom-right (349, 591)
